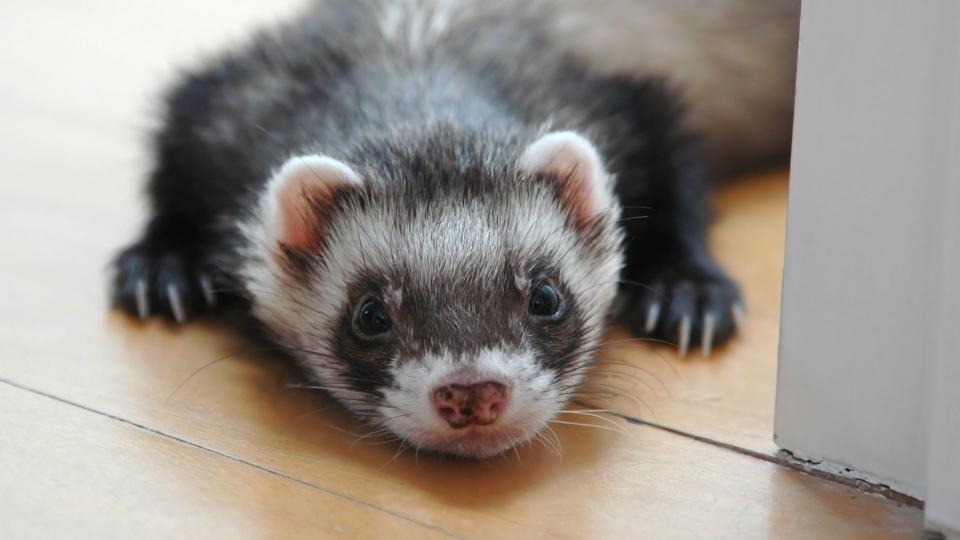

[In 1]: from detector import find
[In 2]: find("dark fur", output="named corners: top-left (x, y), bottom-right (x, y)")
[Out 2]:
top-left (112, 0), bottom-right (740, 355)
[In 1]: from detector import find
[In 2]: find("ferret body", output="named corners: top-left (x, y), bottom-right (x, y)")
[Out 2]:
top-left (543, 0), bottom-right (800, 175)
top-left (111, 0), bottom-right (787, 458)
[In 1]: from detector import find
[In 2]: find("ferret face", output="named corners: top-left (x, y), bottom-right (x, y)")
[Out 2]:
top-left (243, 131), bottom-right (623, 458)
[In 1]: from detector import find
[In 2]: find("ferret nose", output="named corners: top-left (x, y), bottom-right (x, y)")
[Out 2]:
top-left (431, 381), bottom-right (508, 429)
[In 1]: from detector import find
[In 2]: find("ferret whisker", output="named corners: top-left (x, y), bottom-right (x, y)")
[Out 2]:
top-left (251, 122), bottom-right (285, 144)
top-left (599, 351), bottom-right (680, 381)
top-left (310, 420), bottom-right (376, 438)
top-left (580, 365), bottom-right (669, 398)
top-left (532, 433), bottom-right (550, 455)
top-left (612, 279), bottom-right (665, 298)
top-left (360, 437), bottom-right (404, 447)
top-left (351, 425), bottom-right (397, 446)
top-left (383, 440), bottom-right (412, 468)
top-left (414, 443), bottom-right (424, 467)
top-left (278, 347), bottom-right (344, 362)
top-left (567, 383), bottom-right (657, 419)
top-left (542, 424), bottom-right (564, 455)
top-left (534, 431), bottom-right (561, 456)
top-left (547, 336), bottom-right (674, 373)
top-left (614, 215), bottom-right (650, 224)
top-left (595, 336), bottom-right (679, 349)
top-left (581, 342), bottom-right (681, 379)
top-left (548, 419), bottom-right (628, 436)
top-left (168, 345), bottom-right (301, 399)
top-left (554, 410), bottom-right (626, 431)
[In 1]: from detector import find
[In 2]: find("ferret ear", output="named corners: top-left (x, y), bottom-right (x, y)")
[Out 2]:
top-left (518, 131), bottom-right (613, 230)
top-left (264, 155), bottom-right (362, 252)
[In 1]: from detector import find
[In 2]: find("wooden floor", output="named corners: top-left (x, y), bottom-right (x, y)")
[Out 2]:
top-left (0, 2), bottom-right (923, 539)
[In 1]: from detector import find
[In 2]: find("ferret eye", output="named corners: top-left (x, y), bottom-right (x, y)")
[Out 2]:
top-left (528, 282), bottom-right (563, 319)
top-left (353, 299), bottom-right (392, 339)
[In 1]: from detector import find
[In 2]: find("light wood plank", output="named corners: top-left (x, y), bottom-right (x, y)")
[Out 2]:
top-left (0, 383), bottom-right (449, 539)
top-left (0, 372), bottom-right (921, 539)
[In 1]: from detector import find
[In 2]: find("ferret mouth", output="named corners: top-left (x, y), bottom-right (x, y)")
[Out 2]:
top-left (429, 424), bottom-right (534, 459)
top-left (374, 407), bottom-right (551, 459)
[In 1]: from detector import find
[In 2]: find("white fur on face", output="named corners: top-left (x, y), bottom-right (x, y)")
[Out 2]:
top-left (382, 347), bottom-right (568, 458)
top-left (239, 161), bottom-right (622, 458)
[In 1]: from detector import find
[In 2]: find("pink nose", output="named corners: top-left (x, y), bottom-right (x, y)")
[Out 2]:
top-left (432, 381), bottom-right (508, 428)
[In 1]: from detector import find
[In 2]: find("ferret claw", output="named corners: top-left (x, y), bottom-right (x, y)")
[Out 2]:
top-left (167, 283), bottom-right (186, 324)
top-left (134, 278), bottom-right (149, 320)
top-left (644, 302), bottom-right (661, 333)
top-left (199, 274), bottom-right (217, 308)
top-left (732, 302), bottom-right (746, 334)
top-left (702, 312), bottom-right (716, 358)
top-left (678, 314), bottom-right (692, 357)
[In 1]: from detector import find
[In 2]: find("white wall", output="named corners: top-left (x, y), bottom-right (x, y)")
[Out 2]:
top-left (776, 0), bottom-right (960, 522)
top-left (925, 30), bottom-right (960, 530)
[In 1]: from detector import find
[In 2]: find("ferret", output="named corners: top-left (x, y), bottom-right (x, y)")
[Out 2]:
top-left (111, 0), bottom-right (794, 458)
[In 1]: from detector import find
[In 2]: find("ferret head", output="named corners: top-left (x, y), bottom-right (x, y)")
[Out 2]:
top-left (243, 129), bottom-right (623, 458)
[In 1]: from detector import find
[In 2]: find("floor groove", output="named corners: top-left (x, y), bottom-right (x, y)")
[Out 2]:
top-left (0, 377), bottom-right (463, 539)
top-left (613, 410), bottom-right (922, 508)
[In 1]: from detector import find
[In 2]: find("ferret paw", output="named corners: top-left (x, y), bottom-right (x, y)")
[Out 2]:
top-left (616, 265), bottom-right (743, 357)
top-left (108, 244), bottom-right (218, 323)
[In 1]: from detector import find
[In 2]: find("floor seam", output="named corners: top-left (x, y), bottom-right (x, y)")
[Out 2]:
top-left (605, 407), bottom-right (923, 508)
top-left (5, 374), bottom-right (918, 521)
top-left (0, 377), bottom-right (465, 540)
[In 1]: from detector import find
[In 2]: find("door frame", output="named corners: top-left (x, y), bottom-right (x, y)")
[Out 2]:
top-left (775, 0), bottom-right (960, 533)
